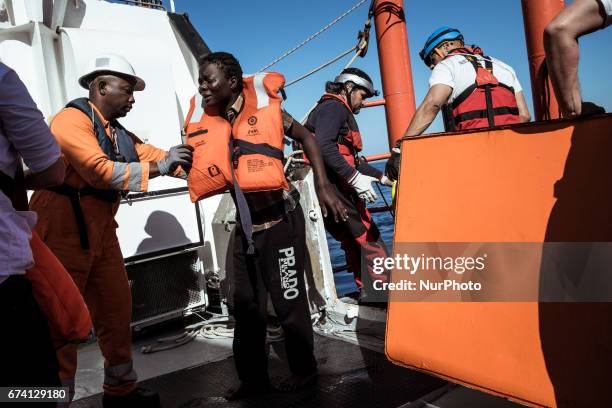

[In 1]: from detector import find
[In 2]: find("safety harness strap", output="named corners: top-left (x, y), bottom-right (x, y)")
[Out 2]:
top-left (229, 137), bottom-right (286, 254)
top-left (0, 170), bottom-right (15, 201)
top-left (484, 87), bottom-right (496, 127)
top-left (483, 59), bottom-right (496, 127)
top-left (233, 139), bottom-right (284, 161)
top-left (47, 184), bottom-right (119, 250)
top-left (0, 166), bottom-right (28, 211)
top-left (66, 98), bottom-right (139, 164)
top-left (454, 106), bottom-right (520, 123)
top-left (451, 82), bottom-right (516, 111)
top-left (447, 55), bottom-right (518, 128)
top-left (451, 83), bottom-right (478, 110)
top-left (229, 139), bottom-right (256, 255)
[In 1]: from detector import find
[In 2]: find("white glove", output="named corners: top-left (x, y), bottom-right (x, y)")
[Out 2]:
top-left (348, 171), bottom-right (378, 203)
top-left (379, 175), bottom-right (394, 187)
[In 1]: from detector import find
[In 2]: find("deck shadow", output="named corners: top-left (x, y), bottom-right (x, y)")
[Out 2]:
top-left (539, 116), bottom-right (612, 407)
top-left (73, 333), bottom-right (445, 408)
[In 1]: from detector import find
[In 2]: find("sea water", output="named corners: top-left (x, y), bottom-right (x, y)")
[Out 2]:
top-left (329, 161), bottom-right (395, 296)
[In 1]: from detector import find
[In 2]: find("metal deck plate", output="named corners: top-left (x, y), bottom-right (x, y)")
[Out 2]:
top-left (73, 333), bottom-right (447, 407)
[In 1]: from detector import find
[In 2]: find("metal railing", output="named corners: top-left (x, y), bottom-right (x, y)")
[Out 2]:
top-left (118, 0), bottom-right (165, 11)
top-left (362, 98), bottom-right (386, 108)
top-left (364, 152), bottom-right (390, 162)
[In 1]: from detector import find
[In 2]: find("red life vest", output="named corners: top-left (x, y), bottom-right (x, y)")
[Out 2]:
top-left (183, 72), bottom-right (288, 203)
top-left (1, 165), bottom-right (92, 343)
top-left (27, 231), bottom-right (93, 342)
top-left (444, 48), bottom-right (520, 131)
top-left (306, 93), bottom-right (363, 167)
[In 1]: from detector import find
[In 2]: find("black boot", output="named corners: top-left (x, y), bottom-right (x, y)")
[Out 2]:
top-left (102, 387), bottom-right (160, 408)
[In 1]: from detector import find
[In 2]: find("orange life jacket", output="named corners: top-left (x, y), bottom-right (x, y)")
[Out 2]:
top-left (184, 72), bottom-right (288, 203)
top-left (443, 48), bottom-right (520, 131)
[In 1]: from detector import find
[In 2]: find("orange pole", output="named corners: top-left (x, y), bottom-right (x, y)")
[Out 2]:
top-left (362, 98), bottom-right (386, 108)
top-left (365, 152), bottom-right (391, 162)
top-left (373, 0), bottom-right (416, 149)
top-left (521, 0), bottom-right (564, 120)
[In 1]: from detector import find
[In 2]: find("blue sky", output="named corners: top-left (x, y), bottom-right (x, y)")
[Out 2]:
top-left (158, 0), bottom-right (610, 155)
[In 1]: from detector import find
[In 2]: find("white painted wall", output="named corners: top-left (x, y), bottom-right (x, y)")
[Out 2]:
top-left (1, 0), bottom-right (212, 260)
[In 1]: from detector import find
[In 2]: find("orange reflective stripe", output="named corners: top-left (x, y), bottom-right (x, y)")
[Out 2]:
top-left (184, 96), bottom-right (196, 130)
top-left (184, 94), bottom-right (204, 133)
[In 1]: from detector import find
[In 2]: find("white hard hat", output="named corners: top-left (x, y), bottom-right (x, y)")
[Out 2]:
top-left (334, 68), bottom-right (379, 97)
top-left (78, 54), bottom-right (145, 91)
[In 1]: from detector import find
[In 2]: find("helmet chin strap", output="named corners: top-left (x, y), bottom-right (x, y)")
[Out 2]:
top-left (434, 47), bottom-right (446, 60)
top-left (343, 83), bottom-right (357, 113)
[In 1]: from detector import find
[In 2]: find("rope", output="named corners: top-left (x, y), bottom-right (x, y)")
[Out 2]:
top-left (197, 323), bottom-right (235, 339)
top-left (343, 48), bottom-right (363, 69)
top-left (374, 182), bottom-right (395, 218)
top-left (298, 36), bottom-right (369, 124)
top-left (361, 154), bottom-right (395, 218)
top-left (140, 331), bottom-right (197, 354)
top-left (258, 0), bottom-right (369, 72)
top-left (285, 46), bottom-right (356, 88)
top-left (284, 150), bottom-right (307, 173)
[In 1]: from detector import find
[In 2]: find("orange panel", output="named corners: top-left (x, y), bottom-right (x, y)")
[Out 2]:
top-left (387, 114), bottom-right (612, 407)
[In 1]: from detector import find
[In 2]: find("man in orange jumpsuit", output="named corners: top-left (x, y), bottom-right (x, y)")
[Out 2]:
top-left (29, 54), bottom-right (193, 408)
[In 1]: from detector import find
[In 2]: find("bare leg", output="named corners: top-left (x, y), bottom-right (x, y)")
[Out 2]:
top-left (544, 0), bottom-right (606, 117)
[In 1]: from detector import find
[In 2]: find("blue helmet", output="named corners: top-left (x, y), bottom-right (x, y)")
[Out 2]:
top-left (419, 26), bottom-right (463, 65)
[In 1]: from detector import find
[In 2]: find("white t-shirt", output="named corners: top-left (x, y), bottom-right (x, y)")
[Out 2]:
top-left (429, 53), bottom-right (523, 105)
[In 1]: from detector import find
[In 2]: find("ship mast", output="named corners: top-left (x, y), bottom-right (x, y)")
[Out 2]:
top-left (372, 0), bottom-right (416, 149)
top-left (521, 0), bottom-right (565, 120)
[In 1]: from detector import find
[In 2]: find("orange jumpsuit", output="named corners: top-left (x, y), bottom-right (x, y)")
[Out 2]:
top-left (29, 102), bottom-right (182, 398)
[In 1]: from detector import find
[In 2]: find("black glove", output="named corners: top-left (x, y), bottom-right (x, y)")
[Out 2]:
top-left (157, 144), bottom-right (194, 175)
top-left (580, 101), bottom-right (605, 117)
top-left (385, 149), bottom-right (400, 182)
top-left (356, 156), bottom-right (383, 180)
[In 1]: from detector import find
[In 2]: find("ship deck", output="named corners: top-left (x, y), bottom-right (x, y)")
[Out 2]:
top-left (71, 320), bottom-right (522, 408)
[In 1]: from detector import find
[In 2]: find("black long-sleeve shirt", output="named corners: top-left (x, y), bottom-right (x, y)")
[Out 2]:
top-left (306, 98), bottom-right (382, 183)
top-left (306, 99), bottom-right (357, 182)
